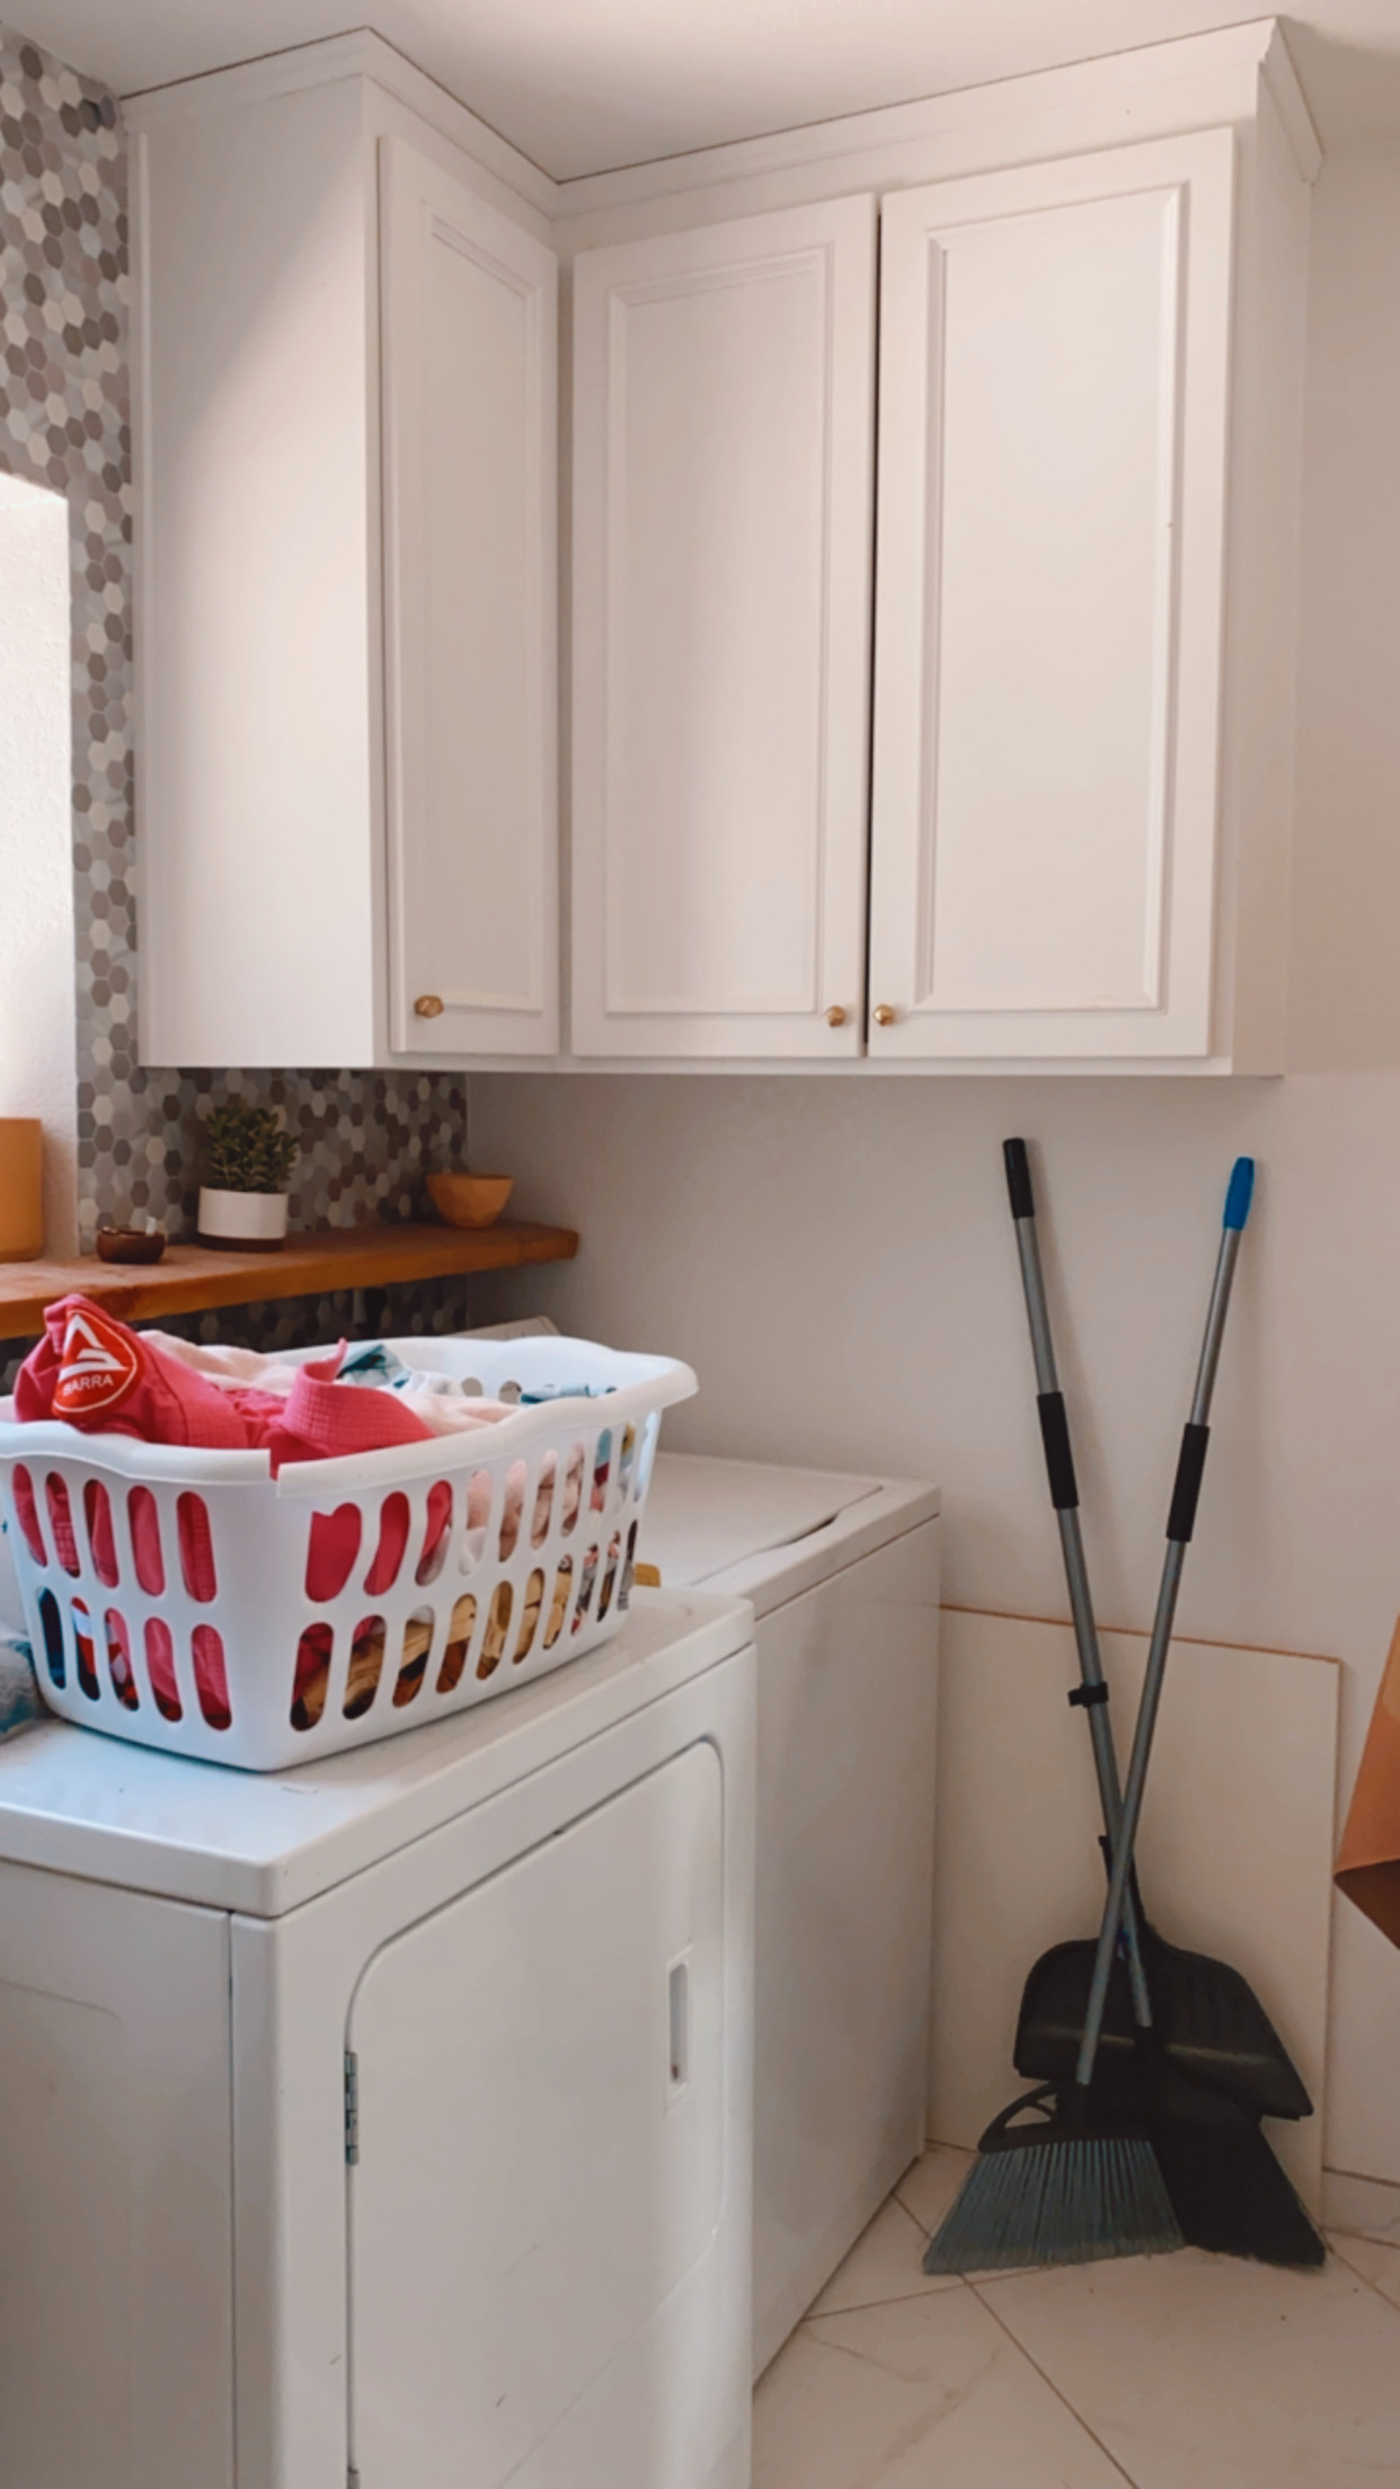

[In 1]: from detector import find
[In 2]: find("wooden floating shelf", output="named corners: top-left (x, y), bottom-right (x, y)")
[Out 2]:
top-left (0, 1220), bottom-right (579, 1341)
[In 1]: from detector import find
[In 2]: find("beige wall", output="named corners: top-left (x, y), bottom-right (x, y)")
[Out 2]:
top-left (471, 134), bottom-right (1400, 2191)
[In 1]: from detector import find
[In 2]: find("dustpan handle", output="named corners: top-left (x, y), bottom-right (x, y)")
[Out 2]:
top-left (1003, 1139), bottom-right (1152, 2032)
top-left (1074, 1158), bottom-right (1255, 2092)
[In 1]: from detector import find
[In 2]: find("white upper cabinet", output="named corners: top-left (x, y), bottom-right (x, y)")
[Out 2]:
top-left (381, 140), bottom-right (558, 1056)
top-left (867, 134), bottom-right (1236, 1063)
top-left (132, 49), bottom-right (557, 1070)
top-left (132, 26), bottom-right (1311, 1076)
top-left (565, 31), bottom-right (1312, 1073)
top-left (571, 200), bottom-right (877, 1058)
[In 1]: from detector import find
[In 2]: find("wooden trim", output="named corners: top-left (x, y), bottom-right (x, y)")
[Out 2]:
top-left (0, 1221), bottom-right (578, 1342)
top-left (939, 1602), bottom-right (1339, 1668)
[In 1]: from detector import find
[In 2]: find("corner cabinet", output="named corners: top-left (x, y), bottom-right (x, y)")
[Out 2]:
top-left (570, 201), bottom-right (877, 1058)
top-left (132, 51), bottom-right (558, 1069)
top-left (569, 82), bottom-right (1312, 1072)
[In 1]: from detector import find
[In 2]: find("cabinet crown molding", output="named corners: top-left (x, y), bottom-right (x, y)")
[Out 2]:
top-left (122, 26), bottom-right (559, 217)
top-left (117, 16), bottom-right (1318, 238)
top-left (553, 16), bottom-right (1318, 233)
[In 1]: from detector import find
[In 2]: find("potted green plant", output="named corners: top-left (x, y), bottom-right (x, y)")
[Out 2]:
top-left (196, 1102), bottom-right (299, 1251)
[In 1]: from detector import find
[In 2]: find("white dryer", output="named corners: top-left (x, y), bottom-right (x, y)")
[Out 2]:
top-left (0, 1590), bottom-right (755, 2489)
top-left (638, 1456), bottom-right (940, 2374)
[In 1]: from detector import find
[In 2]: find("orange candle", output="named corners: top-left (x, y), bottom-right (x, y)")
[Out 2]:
top-left (0, 1119), bottom-right (43, 1260)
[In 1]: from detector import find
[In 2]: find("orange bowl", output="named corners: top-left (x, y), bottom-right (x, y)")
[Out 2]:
top-left (427, 1171), bottom-right (514, 1230)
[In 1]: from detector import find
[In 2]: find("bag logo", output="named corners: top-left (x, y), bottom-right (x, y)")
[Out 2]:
top-left (53, 1308), bottom-right (141, 1418)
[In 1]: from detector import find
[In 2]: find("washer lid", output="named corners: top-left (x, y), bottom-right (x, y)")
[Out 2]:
top-left (640, 1454), bottom-right (882, 1585)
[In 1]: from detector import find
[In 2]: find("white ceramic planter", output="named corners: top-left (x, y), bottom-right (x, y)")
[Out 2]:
top-left (196, 1187), bottom-right (289, 1252)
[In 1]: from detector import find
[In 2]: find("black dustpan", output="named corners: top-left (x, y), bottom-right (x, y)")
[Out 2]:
top-left (1144, 2054), bottom-right (1324, 2268)
top-left (1015, 1917), bottom-right (1313, 2123)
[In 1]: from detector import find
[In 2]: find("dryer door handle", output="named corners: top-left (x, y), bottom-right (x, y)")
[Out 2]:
top-left (667, 1954), bottom-right (691, 2101)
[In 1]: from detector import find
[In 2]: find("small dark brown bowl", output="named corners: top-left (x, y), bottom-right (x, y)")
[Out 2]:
top-left (96, 1226), bottom-right (167, 1265)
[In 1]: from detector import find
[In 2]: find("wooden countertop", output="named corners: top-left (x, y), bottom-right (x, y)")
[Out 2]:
top-left (0, 1219), bottom-right (579, 1340)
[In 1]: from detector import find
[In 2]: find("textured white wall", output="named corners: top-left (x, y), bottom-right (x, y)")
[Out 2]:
top-left (0, 472), bottom-right (76, 1256)
top-left (471, 136), bottom-right (1400, 2190)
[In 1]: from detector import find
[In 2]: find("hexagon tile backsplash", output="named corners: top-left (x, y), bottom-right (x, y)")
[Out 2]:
top-left (0, 23), bottom-right (478, 1342)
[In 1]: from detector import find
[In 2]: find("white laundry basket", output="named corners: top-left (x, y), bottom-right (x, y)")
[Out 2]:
top-left (0, 1336), bottom-right (695, 1770)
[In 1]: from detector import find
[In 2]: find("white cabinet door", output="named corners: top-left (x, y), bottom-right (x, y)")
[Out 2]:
top-left (572, 199), bottom-right (876, 1058)
top-left (381, 137), bottom-right (559, 1055)
top-left (868, 131), bottom-right (1235, 1061)
top-left (349, 1740), bottom-right (725, 2487)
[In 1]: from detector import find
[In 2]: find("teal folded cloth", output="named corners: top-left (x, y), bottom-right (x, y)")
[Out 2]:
top-left (0, 1632), bottom-right (41, 1742)
top-left (337, 1340), bottom-right (416, 1389)
top-left (336, 1342), bottom-right (616, 1407)
top-left (520, 1383), bottom-right (616, 1404)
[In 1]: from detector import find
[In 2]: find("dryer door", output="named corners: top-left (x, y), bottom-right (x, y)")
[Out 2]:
top-left (348, 1739), bottom-right (725, 2488)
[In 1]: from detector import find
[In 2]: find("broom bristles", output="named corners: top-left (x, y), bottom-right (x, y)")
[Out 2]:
top-left (923, 2133), bottom-right (1183, 2276)
top-left (1149, 2084), bottom-right (1326, 2269)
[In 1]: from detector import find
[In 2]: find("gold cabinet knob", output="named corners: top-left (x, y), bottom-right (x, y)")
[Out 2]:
top-left (825, 1004), bottom-right (848, 1028)
top-left (872, 1003), bottom-right (897, 1027)
top-left (414, 994), bottom-right (445, 1019)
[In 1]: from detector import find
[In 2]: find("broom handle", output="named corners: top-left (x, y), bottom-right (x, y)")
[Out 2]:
top-left (1003, 1140), bottom-right (1152, 2032)
top-left (1074, 1157), bottom-right (1255, 2093)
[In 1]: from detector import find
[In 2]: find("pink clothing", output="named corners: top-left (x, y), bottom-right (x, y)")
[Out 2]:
top-left (17, 1297), bottom-right (253, 1448)
top-left (15, 1302), bottom-right (448, 1614)
top-left (147, 1330), bottom-right (518, 1440)
top-left (142, 1334), bottom-right (309, 1397)
top-left (10, 1304), bottom-right (571, 1697)
top-left (15, 1298), bottom-right (437, 1470)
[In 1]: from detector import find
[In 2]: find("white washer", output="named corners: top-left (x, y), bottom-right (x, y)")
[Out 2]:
top-left (638, 1456), bottom-right (941, 2374)
top-left (0, 1589), bottom-right (755, 2489)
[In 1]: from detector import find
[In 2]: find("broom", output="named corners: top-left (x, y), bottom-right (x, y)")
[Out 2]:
top-left (997, 1134), bottom-right (1157, 2042)
top-left (926, 1155), bottom-right (1308, 2275)
top-left (1001, 1136), bottom-right (1313, 2126)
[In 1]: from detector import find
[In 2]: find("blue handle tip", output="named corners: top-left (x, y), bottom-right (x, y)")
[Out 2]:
top-left (1223, 1156), bottom-right (1255, 1231)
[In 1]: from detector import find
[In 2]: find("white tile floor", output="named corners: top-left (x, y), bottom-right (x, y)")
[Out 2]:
top-left (754, 2146), bottom-right (1400, 2488)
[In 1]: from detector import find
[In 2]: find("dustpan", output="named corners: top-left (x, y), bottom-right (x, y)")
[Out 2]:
top-left (1335, 1615), bottom-right (1400, 1948)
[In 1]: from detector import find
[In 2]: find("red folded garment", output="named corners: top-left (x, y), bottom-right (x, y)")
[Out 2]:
top-left (14, 1300), bottom-right (452, 1619)
top-left (15, 1298), bottom-right (436, 1469)
top-left (17, 1296), bottom-right (252, 1447)
top-left (270, 1354), bottom-right (435, 1466)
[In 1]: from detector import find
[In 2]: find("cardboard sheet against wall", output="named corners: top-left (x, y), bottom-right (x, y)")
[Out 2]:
top-left (930, 1609), bottom-right (1339, 2212)
top-left (1336, 1614), bottom-right (1400, 1949)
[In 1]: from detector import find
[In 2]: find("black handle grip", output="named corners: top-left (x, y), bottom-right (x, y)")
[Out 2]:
top-left (1166, 1421), bottom-right (1210, 1543)
top-left (1036, 1391), bottom-right (1079, 1510)
top-left (1003, 1137), bottom-right (1035, 1221)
